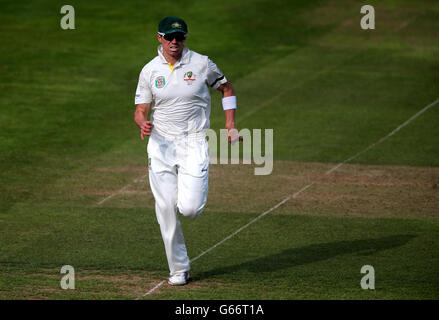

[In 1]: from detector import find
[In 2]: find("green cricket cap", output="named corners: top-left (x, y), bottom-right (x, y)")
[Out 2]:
top-left (158, 16), bottom-right (188, 35)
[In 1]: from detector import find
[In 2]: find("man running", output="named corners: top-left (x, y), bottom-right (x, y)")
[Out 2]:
top-left (134, 16), bottom-right (240, 285)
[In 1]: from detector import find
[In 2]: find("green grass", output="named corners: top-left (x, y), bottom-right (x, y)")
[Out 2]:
top-left (1, 209), bottom-right (437, 299)
top-left (0, 0), bottom-right (438, 299)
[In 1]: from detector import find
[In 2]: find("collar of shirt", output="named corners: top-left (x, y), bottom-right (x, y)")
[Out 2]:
top-left (157, 45), bottom-right (190, 70)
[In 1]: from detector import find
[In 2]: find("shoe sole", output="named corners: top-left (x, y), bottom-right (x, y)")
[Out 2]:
top-left (168, 274), bottom-right (191, 286)
top-left (167, 280), bottom-right (187, 286)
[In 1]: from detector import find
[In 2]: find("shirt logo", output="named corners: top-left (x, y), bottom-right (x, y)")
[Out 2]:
top-left (183, 71), bottom-right (196, 85)
top-left (155, 76), bottom-right (165, 88)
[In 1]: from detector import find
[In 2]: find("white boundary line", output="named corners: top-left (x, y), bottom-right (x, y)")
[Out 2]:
top-left (138, 97), bottom-right (438, 298)
top-left (326, 97), bottom-right (439, 175)
top-left (96, 174), bottom-right (147, 206)
top-left (136, 280), bottom-right (166, 299)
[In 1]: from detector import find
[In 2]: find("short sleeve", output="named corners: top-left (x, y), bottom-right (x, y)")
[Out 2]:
top-left (206, 58), bottom-right (228, 90)
top-left (134, 68), bottom-right (153, 105)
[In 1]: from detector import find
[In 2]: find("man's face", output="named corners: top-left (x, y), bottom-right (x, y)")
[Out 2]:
top-left (158, 32), bottom-right (186, 60)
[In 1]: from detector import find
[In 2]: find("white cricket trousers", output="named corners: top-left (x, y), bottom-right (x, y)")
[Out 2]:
top-left (147, 130), bottom-right (209, 276)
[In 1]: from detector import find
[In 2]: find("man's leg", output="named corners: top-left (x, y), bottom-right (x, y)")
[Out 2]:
top-left (177, 135), bottom-right (209, 219)
top-left (177, 171), bottom-right (209, 219)
top-left (148, 135), bottom-right (190, 276)
top-left (149, 171), bottom-right (190, 276)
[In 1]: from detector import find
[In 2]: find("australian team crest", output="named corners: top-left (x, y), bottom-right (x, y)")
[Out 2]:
top-left (155, 76), bottom-right (165, 88)
top-left (183, 71), bottom-right (196, 85)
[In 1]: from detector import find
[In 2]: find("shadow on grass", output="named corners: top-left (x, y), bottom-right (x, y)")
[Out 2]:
top-left (195, 235), bottom-right (415, 280)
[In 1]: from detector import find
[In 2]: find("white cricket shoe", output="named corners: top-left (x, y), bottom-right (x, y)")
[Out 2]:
top-left (168, 272), bottom-right (190, 286)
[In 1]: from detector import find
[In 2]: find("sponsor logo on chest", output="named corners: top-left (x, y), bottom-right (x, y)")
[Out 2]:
top-left (155, 76), bottom-right (165, 88)
top-left (183, 71), bottom-right (196, 85)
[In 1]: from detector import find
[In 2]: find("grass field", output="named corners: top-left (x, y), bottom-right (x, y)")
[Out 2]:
top-left (0, 0), bottom-right (438, 300)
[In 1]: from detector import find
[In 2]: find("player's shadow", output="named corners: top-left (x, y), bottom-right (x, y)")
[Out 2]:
top-left (195, 234), bottom-right (415, 280)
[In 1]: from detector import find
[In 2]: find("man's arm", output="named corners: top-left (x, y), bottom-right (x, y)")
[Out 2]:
top-left (134, 103), bottom-right (152, 140)
top-left (217, 82), bottom-right (242, 142)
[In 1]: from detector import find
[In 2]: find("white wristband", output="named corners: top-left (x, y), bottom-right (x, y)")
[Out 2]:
top-left (222, 96), bottom-right (237, 110)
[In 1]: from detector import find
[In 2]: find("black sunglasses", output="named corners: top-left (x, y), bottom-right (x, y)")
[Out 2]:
top-left (162, 32), bottom-right (186, 42)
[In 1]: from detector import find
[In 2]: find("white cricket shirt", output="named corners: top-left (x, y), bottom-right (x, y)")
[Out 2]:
top-left (135, 45), bottom-right (227, 137)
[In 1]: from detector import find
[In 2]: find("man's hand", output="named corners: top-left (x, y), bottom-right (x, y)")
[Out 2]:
top-left (135, 103), bottom-right (151, 140)
top-left (225, 111), bottom-right (243, 144)
top-left (227, 128), bottom-right (243, 144)
top-left (217, 83), bottom-right (242, 144)
top-left (140, 121), bottom-right (153, 140)
top-left (226, 122), bottom-right (243, 144)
